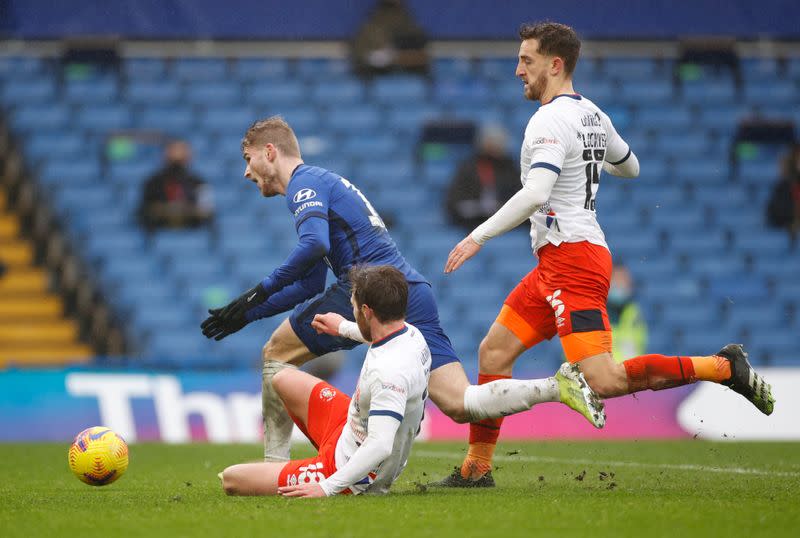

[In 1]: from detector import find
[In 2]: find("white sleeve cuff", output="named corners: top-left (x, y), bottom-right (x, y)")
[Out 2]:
top-left (338, 320), bottom-right (368, 343)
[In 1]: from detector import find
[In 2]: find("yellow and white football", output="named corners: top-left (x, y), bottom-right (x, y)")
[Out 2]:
top-left (68, 426), bottom-right (129, 486)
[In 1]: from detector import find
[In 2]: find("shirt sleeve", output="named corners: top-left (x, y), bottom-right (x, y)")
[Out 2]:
top-left (287, 174), bottom-right (331, 229)
top-left (601, 111), bottom-right (631, 166)
top-left (260, 215), bottom-right (330, 296)
top-left (245, 260), bottom-right (327, 322)
top-left (524, 110), bottom-right (569, 175)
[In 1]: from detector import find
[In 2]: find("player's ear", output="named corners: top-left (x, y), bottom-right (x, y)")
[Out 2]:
top-left (551, 56), bottom-right (563, 76)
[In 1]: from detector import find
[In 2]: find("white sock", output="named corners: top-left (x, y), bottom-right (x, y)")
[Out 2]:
top-left (463, 377), bottom-right (559, 421)
top-left (262, 360), bottom-right (296, 462)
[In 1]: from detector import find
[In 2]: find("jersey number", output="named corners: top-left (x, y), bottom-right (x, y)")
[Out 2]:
top-left (340, 178), bottom-right (386, 230)
top-left (582, 149), bottom-right (605, 211)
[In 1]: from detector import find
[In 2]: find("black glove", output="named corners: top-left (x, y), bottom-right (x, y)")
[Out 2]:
top-left (201, 283), bottom-right (268, 341)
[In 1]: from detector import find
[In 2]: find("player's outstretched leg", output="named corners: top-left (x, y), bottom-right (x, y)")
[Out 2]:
top-left (555, 362), bottom-right (605, 428)
top-left (718, 344), bottom-right (775, 415)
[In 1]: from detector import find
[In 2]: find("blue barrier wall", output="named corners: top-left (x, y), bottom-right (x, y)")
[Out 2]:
top-left (2, 0), bottom-right (798, 40)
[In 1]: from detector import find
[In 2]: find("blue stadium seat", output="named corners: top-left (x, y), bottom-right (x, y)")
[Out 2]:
top-left (618, 80), bottom-right (674, 103)
top-left (126, 80), bottom-right (181, 104)
top-left (173, 58), bottom-right (228, 81)
top-left (1, 79), bottom-right (55, 104)
top-left (185, 82), bottom-right (241, 105)
top-left (201, 106), bottom-right (255, 131)
top-left (295, 58), bottom-right (350, 79)
top-left (11, 104), bottom-right (71, 131)
top-left (743, 80), bottom-right (796, 104)
top-left (342, 135), bottom-right (399, 159)
top-left (231, 58), bottom-right (289, 80)
top-left (574, 80), bottom-right (615, 103)
top-left (39, 160), bottom-right (101, 187)
top-left (151, 230), bottom-right (212, 256)
top-left (385, 104), bottom-right (441, 134)
top-left (603, 58), bottom-right (662, 79)
top-left (708, 274), bottom-right (769, 302)
top-left (733, 232), bottom-right (791, 258)
top-left (372, 76), bottom-right (428, 103)
top-left (64, 77), bottom-right (118, 103)
top-left (84, 229), bottom-right (147, 261)
top-left (109, 160), bottom-right (157, 185)
top-left (642, 277), bottom-right (702, 303)
top-left (312, 79), bottom-right (365, 104)
top-left (661, 302), bottom-right (720, 327)
top-left (728, 305), bottom-right (787, 331)
top-left (637, 107), bottom-right (692, 131)
top-left (245, 81), bottom-right (307, 107)
top-left (75, 104), bottom-right (133, 130)
top-left (434, 80), bottom-right (491, 104)
top-left (328, 105), bottom-right (382, 132)
top-left (0, 56), bottom-right (42, 77)
top-left (681, 79), bottom-right (737, 104)
top-left (24, 132), bottom-right (85, 161)
top-left (139, 105), bottom-right (195, 131)
top-left (123, 58), bottom-right (167, 80)
top-left (430, 58), bottom-right (473, 79)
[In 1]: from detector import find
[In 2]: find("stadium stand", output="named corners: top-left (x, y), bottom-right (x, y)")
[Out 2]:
top-left (0, 186), bottom-right (92, 366)
top-left (1, 53), bottom-right (798, 370)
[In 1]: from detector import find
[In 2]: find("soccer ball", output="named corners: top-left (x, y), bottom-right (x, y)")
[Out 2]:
top-left (68, 426), bottom-right (129, 486)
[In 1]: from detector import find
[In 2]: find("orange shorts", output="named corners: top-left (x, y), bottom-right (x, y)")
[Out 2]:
top-left (278, 381), bottom-right (349, 488)
top-left (497, 241), bottom-right (613, 363)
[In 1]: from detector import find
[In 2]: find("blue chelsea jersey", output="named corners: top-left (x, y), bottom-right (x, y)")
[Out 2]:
top-left (286, 165), bottom-right (427, 284)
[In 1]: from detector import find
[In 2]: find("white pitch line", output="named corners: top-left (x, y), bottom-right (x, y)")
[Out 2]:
top-left (413, 450), bottom-right (800, 478)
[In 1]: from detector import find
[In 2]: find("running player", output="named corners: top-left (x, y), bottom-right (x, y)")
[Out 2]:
top-left (435, 21), bottom-right (775, 487)
top-left (220, 265), bottom-right (428, 496)
top-left (201, 116), bottom-right (605, 466)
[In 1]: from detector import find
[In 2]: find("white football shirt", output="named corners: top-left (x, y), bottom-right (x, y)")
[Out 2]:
top-left (520, 94), bottom-right (630, 253)
top-left (334, 323), bottom-right (431, 494)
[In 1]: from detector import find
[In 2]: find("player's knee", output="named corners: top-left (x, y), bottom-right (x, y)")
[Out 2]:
top-left (478, 336), bottom-right (514, 373)
top-left (581, 363), bottom-right (626, 398)
top-left (220, 467), bottom-right (241, 496)
top-left (270, 368), bottom-right (293, 395)
top-left (439, 398), bottom-right (470, 424)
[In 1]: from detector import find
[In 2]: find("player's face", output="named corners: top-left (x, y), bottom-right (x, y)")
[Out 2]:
top-left (516, 39), bottom-right (549, 102)
top-left (243, 144), bottom-right (280, 197)
top-left (352, 295), bottom-right (372, 342)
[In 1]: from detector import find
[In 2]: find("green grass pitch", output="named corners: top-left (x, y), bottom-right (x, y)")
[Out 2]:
top-left (1, 441), bottom-right (799, 537)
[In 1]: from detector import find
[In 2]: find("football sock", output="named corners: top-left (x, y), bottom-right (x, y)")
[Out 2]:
top-left (262, 360), bottom-right (296, 462)
top-left (623, 354), bottom-right (696, 392)
top-left (689, 355), bottom-right (732, 383)
top-left (461, 373), bottom-right (510, 479)
top-left (463, 377), bottom-right (560, 421)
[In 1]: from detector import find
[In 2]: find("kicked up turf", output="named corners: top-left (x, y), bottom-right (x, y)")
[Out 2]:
top-left (1, 441), bottom-right (798, 538)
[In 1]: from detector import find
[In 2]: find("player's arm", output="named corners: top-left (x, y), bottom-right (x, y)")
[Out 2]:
top-left (444, 167), bottom-right (559, 273)
top-left (241, 260), bottom-right (327, 322)
top-left (316, 375), bottom-right (408, 496)
top-left (602, 148), bottom-right (639, 178)
top-left (200, 217), bottom-right (330, 340)
top-left (311, 315), bottom-right (368, 343)
top-left (601, 112), bottom-right (640, 178)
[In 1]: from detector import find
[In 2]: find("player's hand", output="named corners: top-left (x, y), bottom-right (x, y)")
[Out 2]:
top-left (200, 283), bottom-right (268, 340)
top-left (444, 235), bottom-right (482, 273)
top-left (277, 482), bottom-right (328, 498)
top-left (311, 312), bottom-right (347, 336)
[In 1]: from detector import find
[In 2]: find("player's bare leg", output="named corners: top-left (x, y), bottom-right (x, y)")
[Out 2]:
top-left (261, 318), bottom-right (318, 462)
top-left (428, 362), bottom-right (472, 424)
top-left (222, 368), bottom-right (323, 495)
top-left (578, 344), bottom-right (775, 415)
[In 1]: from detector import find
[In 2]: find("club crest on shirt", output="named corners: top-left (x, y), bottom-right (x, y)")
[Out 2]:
top-left (319, 387), bottom-right (336, 401)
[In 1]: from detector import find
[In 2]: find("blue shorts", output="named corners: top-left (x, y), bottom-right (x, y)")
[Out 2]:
top-left (289, 280), bottom-right (460, 371)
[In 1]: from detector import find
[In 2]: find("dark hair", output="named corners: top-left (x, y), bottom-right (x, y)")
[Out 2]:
top-left (349, 265), bottom-right (408, 323)
top-left (241, 115), bottom-right (301, 157)
top-left (519, 21), bottom-right (581, 76)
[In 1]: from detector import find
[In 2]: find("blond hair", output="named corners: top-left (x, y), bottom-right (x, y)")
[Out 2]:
top-left (241, 116), bottom-right (301, 157)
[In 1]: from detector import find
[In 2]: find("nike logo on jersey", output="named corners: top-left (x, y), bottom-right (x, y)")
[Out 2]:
top-left (247, 292), bottom-right (257, 302)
